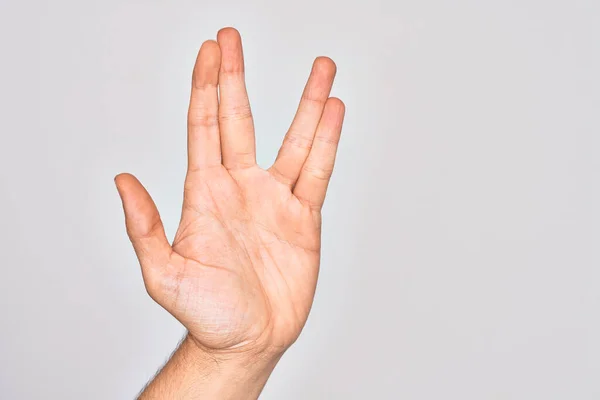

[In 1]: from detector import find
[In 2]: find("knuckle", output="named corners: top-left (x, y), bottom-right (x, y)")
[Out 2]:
top-left (127, 217), bottom-right (163, 241)
top-left (219, 104), bottom-right (252, 121)
top-left (189, 105), bottom-right (219, 127)
top-left (190, 114), bottom-right (219, 127)
top-left (301, 93), bottom-right (327, 107)
top-left (314, 133), bottom-right (340, 146)
top-left (283, 131), bottom-right (313, 150)
top-left (303, 164), bottom-right (333, 181)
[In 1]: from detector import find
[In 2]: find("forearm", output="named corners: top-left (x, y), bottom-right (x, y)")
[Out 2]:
top-left (138, 334), bottom-right (281, 400)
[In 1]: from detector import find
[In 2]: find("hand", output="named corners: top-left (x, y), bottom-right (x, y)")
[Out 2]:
top-left (116, 28), bottom-right (344, 362)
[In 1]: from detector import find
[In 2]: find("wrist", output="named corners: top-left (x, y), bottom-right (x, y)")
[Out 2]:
top-left (139, 334), bottom-right (282, 400)
top-left (182, 333), bottom-right (283, 399)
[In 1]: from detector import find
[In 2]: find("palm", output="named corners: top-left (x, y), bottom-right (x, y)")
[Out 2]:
top-left (116, 28), bottom-right (344, 354)
top-left (169, 166), bottom-right (320, 350)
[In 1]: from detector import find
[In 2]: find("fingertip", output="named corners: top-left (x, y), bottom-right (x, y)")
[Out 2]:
top-left (327, 97), bottom-right (346, 115)
top-left (114, 172), bottom-right (132, 182)
top-left (199, 40), bottom-right (221, 63)
top-left (194, 40), bottom-right (221, 88)
top-left (114, 172), bottom-right (138, 191)
top-left (216, 27), bottom-right (244, 74)
top-left (113, 173), bottom-right (151, 213)
top-left (201, 39), bottom-right (219, 48)
top-left (314, 56), bottom-right (337, 76)
top-left (217, 27), bottom-right (241, 42)
top-left (114, 173), bottom-right (129, 193)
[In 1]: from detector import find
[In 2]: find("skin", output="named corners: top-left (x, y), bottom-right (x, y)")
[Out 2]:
top-left (115, 27), bottom-right (345, 399)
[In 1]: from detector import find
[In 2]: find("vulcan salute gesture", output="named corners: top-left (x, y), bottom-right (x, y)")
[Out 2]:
top-left (115, 27), bottom-right (345, 399)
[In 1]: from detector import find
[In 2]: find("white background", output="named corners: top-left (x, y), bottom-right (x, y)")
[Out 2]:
top-left (1, 0), bottom-right (599, 398)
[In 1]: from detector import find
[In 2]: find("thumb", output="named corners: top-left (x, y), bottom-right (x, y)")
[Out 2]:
top-left (114, 173), bottom-right (172, 283)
